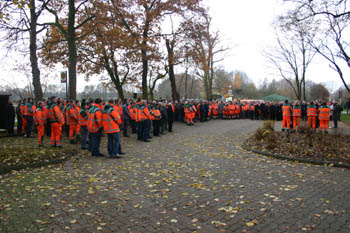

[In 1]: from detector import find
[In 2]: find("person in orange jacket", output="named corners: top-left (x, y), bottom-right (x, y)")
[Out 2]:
top-left (135, 99), bottom-right (152, 142)
top-left (319, 102), bottom-right (331, 134)
top-left (307, 102), bottom-right (317, 130)
top-left (66, 100), bottom-right (79, 144)
top-left (292, 101), bottom-right (302, 131)
top-left (34, 101), bottom-right (46, 147)
top-left (103, 100), bottom-right (124, 158)
top-left (88, 98), bottom-right (104, 156)
top-left (235, 102), bottom-right (241, 119)
top-left (128, 100), bottom-right (137, 133)
top-left (151, 103), bottom-right (162, 136)
top-left (282, 100), bottom-right (292, 132)
top-left (47, 96), bottom-right (65, 148)
top-left (75, 100), bottom-right (81, 139)
top-left (184, 101), bottom-right (194, 125)
top-left (228, 102), bottom-right (235, 119)
top-left (23, 97), bottom-right (36, 138)
top-left (19, 98), bottom-right (27, 135)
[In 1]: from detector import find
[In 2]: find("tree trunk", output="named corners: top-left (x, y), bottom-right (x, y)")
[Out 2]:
top-left (114, 79), bottom-right (124, 100)
top-left (29, 0), bottom-right (43, 101)
top-left (203, 71), bottom-right (210, 100)
top-left (67, 0), bottom-right (77, 100)
top-left (190, 77), bottom-right (194, 99)
top-left (149, 88), bottom-right (154, 100)
top-left (141, 19), bottom-right (150, 100)
top-left (166, 38), bottom-right (180, 101)
top-left (103, 59), bottom-right (125, 100)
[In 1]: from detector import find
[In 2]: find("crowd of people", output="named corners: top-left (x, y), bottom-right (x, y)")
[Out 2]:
top-left (6, 97), bottom-right (344, 158)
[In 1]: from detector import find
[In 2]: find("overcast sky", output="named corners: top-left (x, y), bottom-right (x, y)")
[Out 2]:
top-left (205, 0), bottom-right (345, 93)
top-left (0, 0), bottom-right (347, 93)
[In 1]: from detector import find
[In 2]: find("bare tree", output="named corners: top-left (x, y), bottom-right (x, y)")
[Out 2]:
top-left (0, 0), bottom-right (50, 101)
top-left (182, 13), bottom-right (228, 100)
top-left (266, 19), bottom-right (316, 100)
top-left (283, 0), bottom-right (350, 93)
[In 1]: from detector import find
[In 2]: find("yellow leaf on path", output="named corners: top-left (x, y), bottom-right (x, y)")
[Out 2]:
top-left (246, 222), bottom-right (254, 227)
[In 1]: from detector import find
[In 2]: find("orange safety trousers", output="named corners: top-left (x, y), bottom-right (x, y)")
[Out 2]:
top-left (37, 124), bottom-right (44, 145)
top-left (69, 124), bottom-right (77, 140)
top-left (319, 120), bottom-right (329, 131)
top-left (50, 122), bottom-right (62, 146)
top-left (186, 112), bottom-right (193, 123)
top-left (76, 124), bottom-right (80, 136)
top-left (307, 117), bottom-right (316, 129)
top-left (293, 116), bottom-right (301, 130)
top-left (282, 116), bottom-right (291, 129)
top-left (22, 117), bottom-right (27, 133)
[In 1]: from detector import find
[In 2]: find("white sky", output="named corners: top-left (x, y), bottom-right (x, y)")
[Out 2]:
top-left (205, 0), bottom-right (346, 92)
top-left (0, 0), bottom-right (347, 93)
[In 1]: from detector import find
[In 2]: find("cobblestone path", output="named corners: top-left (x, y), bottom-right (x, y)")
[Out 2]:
top-left (1, 119), bottom-right (349, 233)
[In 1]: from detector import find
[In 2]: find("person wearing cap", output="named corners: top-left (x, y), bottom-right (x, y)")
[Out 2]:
top-left (47, 96), bottom-right (65, 148)
top-left (319, 101), bottom-right (331, 133)
top-left (88, 98), bottom-right (104, 156)
top-left (282, 100), bottom-right (292, 132)
top-left (34, 101), bottom-right (46, 147)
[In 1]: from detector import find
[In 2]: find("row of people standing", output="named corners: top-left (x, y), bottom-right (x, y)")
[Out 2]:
top-left (9, 96), bottom-right (177, 159)
top-left (281, 100), bottom-right (343, 133)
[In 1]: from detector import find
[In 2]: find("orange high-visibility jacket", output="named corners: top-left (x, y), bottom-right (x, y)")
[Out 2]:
top-left (228, 104), bottom-right (235, 111)
top-left (48, 104), bottom-right (65, 124)
top-left (34, 108), bottom-right (46, 125)
top-left (135, 103), bottom-right (151, 122)
top-left (319, 105), bottom-right (330, 120)
top-left (293, 105), bottom-right (301, 117)
top-left (128, 104), bottom-right (136, 120)
top-left (19, 104), bottom-right (25, 116)
top-left (307, 105), bottom-right (317, 117)
top-left (88, 104), bottom-right (103, 133)
top-left (282, 104), bottom-right (291, 116)
top-left (78, 108), bottom-right (89, 126)
top-left (151, 109), bottom-right (161, 120)
top-left (23, 103), bottom-right (36, 116)
top-left (65, 105), bottom-right (78, 125)
top-left (103, 106), bottom-right (121, 134)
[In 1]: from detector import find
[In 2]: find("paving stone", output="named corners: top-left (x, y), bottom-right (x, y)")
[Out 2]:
top-left (0, 120), bottom-right (349, 232)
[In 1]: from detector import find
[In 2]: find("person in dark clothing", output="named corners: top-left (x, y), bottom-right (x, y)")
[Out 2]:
top-left (15, 101), bottom-right (23, 135)
top-left (260, 103), bottom-right (266, 120)
top-left (204, 101), bottom-right (209, 121)
top-left (7, 100), bottom-right (15, 136)
top-left (277, 103), bottom-right (283, 121)
top-left (160, 103), bottom-right (168, 134)
top-left (346, 99), bottom-right (350, 114)
top-left (24, 97), bottom-right (35, 138)
top-left (200, 101), bottom-right (206, 122)
top-left (254, 104), bottom-right (260, 120)
top-left (122, 99), bottom-right (131, 137)
top-left (179, 103), bottom-right (185, 123)
top-left (301, 101), bottom-right (307, 121)
top-left (167, 102), bottom-right (175, 132)
top-left (218, 102), bottom-right (224, 119)
top-left (332, 102), bottom-right (343, 128)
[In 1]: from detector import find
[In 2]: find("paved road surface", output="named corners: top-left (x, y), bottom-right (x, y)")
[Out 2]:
top-left (0, 119), bottom-right (349, 233)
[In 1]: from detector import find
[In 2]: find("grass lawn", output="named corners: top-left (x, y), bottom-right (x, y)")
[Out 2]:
top-left (341, 113), bottom-right (350, 123)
